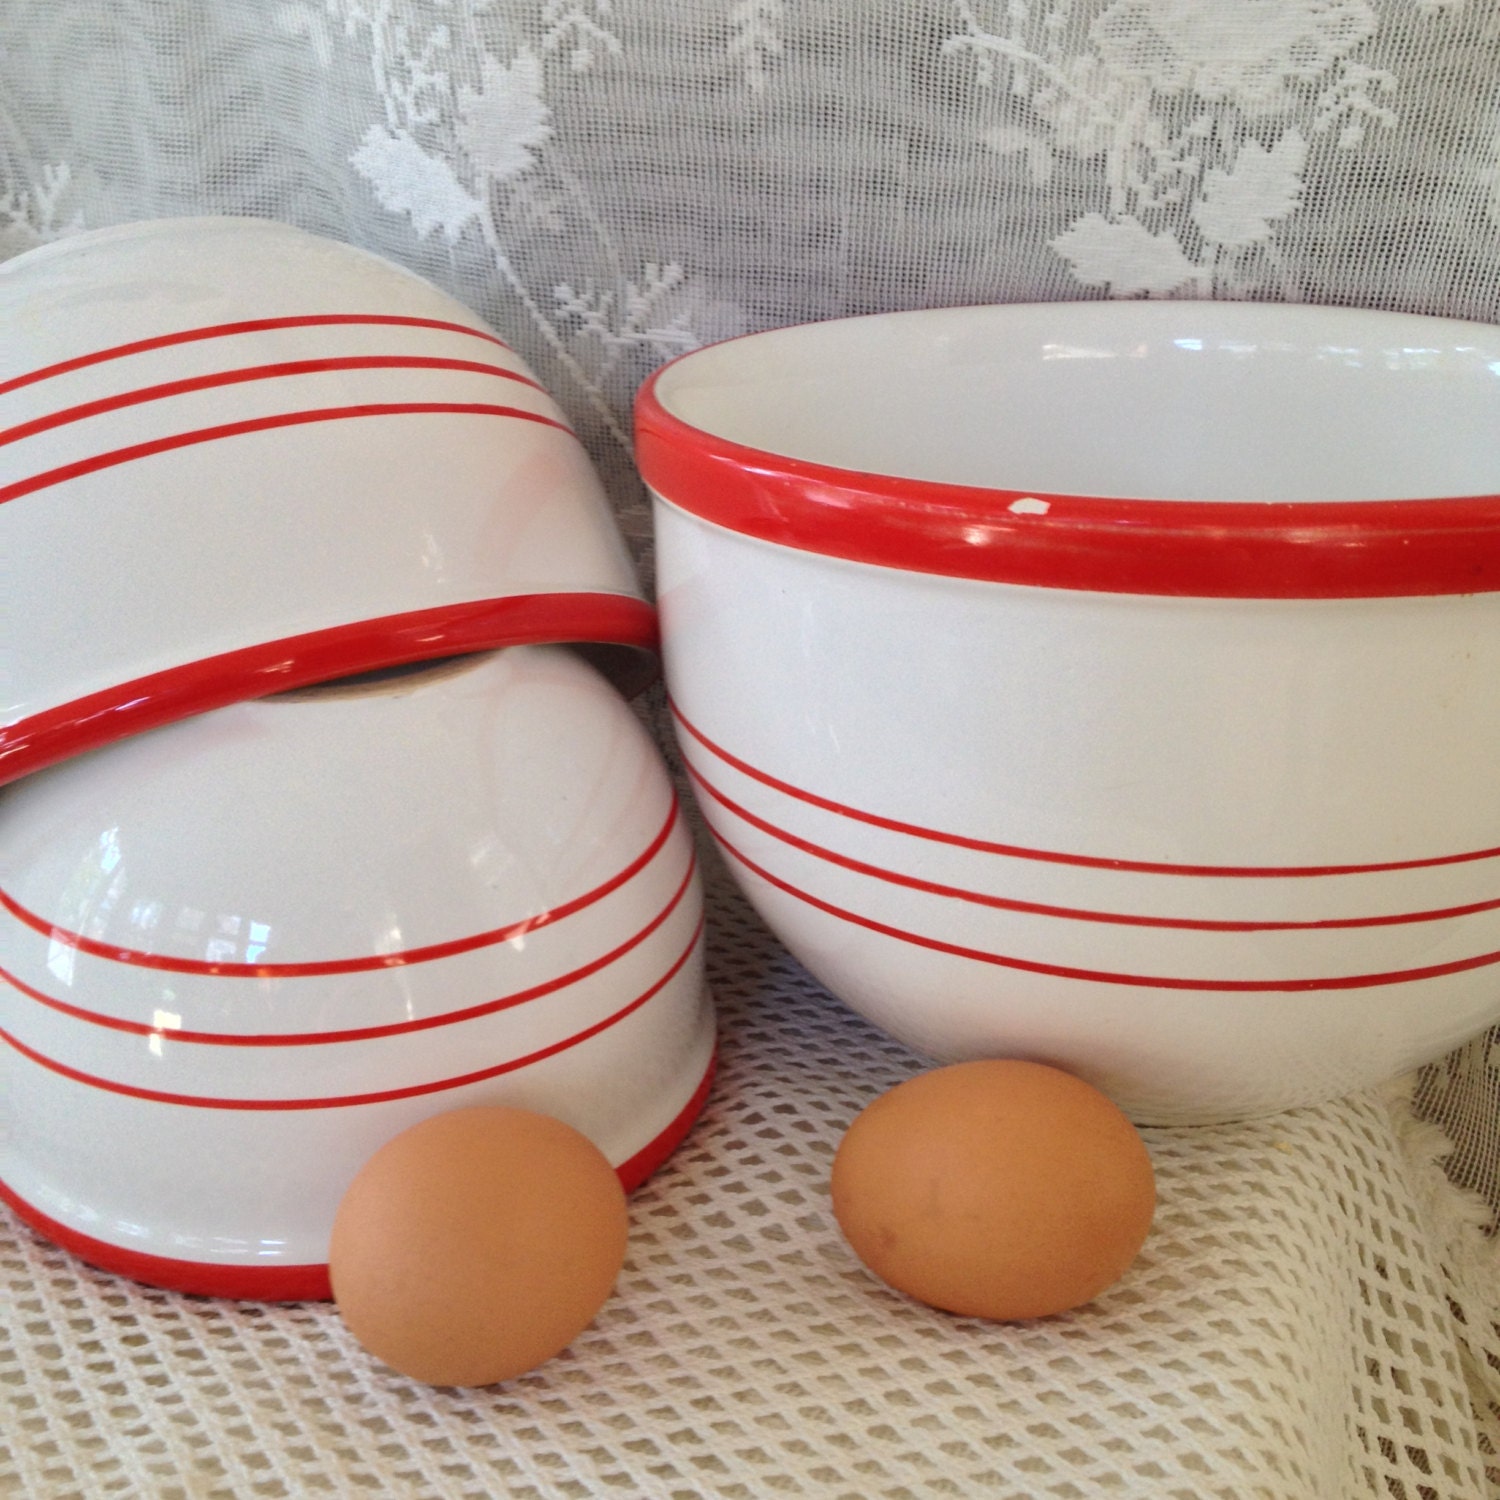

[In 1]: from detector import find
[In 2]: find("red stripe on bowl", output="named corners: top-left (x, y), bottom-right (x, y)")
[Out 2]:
top-left (0, 1177), bottom-right (335, 1301)
top-left (671, 699), bottom-right (1500, 878)
top-left (636, 333), bottom-right (1500, 599)
top-left (0, 915), bottom-right (704, 1108)
top-left (0, 1048), bottom-right (716, 1301)
top-left (712, 829), bottom-right (1500, 993)
top-left (3, 850), bottom-right (697, 1043)
top-left (0, 355), bottom-right (549, 448)
top-left (0, 400), bottom-right (571, 507)
top-left (4, 795), bottom-right (681, 978)
top-left (687, 758), bottom-right (1500, 933)
top-left (0, 313), bottom-right (510, 399)
top-left (612, 1050), bottom-right (716, 1193)
top-left (0, 592), bottom-right (659, 787)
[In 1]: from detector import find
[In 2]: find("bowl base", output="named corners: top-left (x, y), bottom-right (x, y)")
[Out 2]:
top-left (0, 1053), bottom-right (716, 1302)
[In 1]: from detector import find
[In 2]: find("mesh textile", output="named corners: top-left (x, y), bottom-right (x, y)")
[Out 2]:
top-left (3, 833), bottom-right (1498, 1500)
top-left (5, 2), bottom-right (1500, 1495)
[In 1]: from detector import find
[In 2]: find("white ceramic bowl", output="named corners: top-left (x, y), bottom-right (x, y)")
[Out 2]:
top-left (636, 300), bottom-right (1500, 1123)
top-left (0, 646), bottom-right (714, 1298)
top-left (0, 217), bottom-right (654, 788)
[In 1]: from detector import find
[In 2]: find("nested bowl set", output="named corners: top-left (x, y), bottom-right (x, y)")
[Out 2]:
top-left (0, 218), bottom-right (711, 1298)
top-left (6, 217), bottom-right (1500, 1297)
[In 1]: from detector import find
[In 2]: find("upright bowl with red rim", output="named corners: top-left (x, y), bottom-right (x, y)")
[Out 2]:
top-left (636, 300), bottom-right (1500, 1123)
top-left (0, 646), bottom-right (714, 1298)
top-left (0, 217), bottom-right (655, 788)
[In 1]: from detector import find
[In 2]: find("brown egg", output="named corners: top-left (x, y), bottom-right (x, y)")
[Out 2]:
top-left (830, 1060), bottom-right (1155, 1321)
top-left (329, 1106), bottom-right (629, 1386)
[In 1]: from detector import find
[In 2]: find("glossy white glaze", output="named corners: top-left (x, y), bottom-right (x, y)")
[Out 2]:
top-left (0, 647), bottom-right (713, 1280)
top-left (653, 299), bottom-right (1500, 502)
top-left (0, 217), bottom-right (652, 784)
top-left (643, 302), bottom-right (1500, 1122)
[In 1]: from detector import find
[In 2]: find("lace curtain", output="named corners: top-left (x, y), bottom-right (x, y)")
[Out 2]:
top-left (6, 1), bottom-right (1499, 552)
top-left (6, 3), bottom-right (1500, 1497)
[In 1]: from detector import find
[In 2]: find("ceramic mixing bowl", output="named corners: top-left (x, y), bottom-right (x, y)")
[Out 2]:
top-left (636, 299), bottom-right (1500, 1123)
top-left (0, 217), bottom-right (654, 787)
top-left (0, 646), bottom-right (714, 1298)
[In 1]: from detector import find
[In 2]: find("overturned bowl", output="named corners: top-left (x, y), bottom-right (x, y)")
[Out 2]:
top-left (0, 646), bottom-right (713, 1298)
top-left (0, 217), bottom-right (655, 788)
top-left (637, 299), bottom-right (1500, 1124)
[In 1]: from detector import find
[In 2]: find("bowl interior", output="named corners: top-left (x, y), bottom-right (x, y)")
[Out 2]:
top-left (652, 302), bottom-right (1500, 502)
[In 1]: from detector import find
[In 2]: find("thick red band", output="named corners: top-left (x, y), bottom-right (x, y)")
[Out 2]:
top-left (0, 592), bottom-right (658, 787)
top-left (636, 368), bottom-right (1500, 599)
top-left (0, 1049), bottom-right (716, 1302)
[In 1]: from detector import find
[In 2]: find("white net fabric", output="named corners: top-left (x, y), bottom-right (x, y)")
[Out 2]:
top-left (4, 831), bottom-right (1500, 1500)
top-left (5, 2), bottom-right (1500, 1495)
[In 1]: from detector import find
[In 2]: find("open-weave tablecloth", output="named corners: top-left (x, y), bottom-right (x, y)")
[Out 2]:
top-left (6, 814), bottom-right (1500, 1498)
top-left (5, 3), bottom-right (1500, 1494)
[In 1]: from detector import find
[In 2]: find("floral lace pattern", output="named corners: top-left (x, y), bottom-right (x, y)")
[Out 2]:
top-left (329, 0), bottom-right (713, 466)
top-left (0, 160), bottom-right (82, 259)
top-left (945, 0), bottom-right (1449, 297)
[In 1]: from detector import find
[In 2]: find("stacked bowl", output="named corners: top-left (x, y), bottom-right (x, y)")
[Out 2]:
top-left (1, 215), bottom-right (657, 785)
top-left (0, 219), bottom-right (713, 1297)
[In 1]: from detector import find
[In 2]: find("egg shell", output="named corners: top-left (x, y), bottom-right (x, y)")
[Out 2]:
top-left (830, 1060), bottom-right (1155, 1321)
top-left (329, 1106), bottom-right (629, 1386)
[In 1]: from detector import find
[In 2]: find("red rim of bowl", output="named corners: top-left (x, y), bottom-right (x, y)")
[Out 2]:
top-left (0, 1049), bottom-right (714, 1302)
top-left (634, 318), bottom-right (1500, 601)
top-left (0, 591), bottom-right (659, 789)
